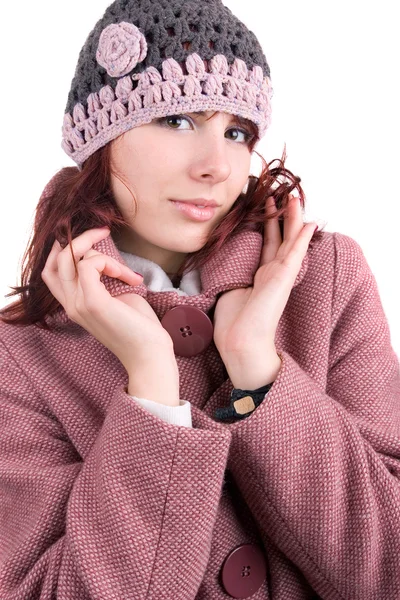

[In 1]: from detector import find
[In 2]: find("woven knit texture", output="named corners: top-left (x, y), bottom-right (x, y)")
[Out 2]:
top-left (62, 0), bottom-right (272, 167)
top-left (1, 170), bottom-right (400, 599)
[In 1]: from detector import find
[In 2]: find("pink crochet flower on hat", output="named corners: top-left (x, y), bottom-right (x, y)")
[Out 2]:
top-left (96, 21), bottom-right (148, 78)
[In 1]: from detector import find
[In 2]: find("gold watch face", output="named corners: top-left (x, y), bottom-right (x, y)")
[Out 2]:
top-left (233, 395), bottom-right (256, 415)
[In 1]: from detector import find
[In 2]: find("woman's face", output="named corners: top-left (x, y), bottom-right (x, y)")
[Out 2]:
top-left (109, 110), bottom-right (254, 275)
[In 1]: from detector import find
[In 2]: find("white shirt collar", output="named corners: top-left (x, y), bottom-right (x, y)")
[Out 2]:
top-left (118, 251), bottom-right (202, 297)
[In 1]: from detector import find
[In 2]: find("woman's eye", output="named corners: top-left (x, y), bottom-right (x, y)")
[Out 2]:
top-left (157, 115), bottom-right (192, 130)
top-left (226, 128), bottom-right (253, 144)
top-left (155, 114), bottom-right (253, 144)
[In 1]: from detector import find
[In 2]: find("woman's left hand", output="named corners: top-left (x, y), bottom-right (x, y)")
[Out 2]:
top-left (213, 193), bottom-right (317, 387)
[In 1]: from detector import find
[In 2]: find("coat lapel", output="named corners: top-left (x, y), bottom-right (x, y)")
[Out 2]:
top-left (48, 226), bottom-right (309, 325)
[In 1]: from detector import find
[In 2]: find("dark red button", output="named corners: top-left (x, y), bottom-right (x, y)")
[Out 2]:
top-left (221, 544), bottom-right (267, 599)
top-left (160, 306), bottom-right (213, 357)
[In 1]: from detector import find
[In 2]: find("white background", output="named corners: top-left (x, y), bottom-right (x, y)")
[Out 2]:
top-left (1, 1), bottom-right (399, 355)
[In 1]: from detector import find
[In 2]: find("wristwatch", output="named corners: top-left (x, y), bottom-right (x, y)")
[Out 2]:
top-left (214, 382), bottom-right (273, 421)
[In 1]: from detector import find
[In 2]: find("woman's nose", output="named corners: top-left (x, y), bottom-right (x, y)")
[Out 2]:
top-left (188, 133), bottom-right (232, 183)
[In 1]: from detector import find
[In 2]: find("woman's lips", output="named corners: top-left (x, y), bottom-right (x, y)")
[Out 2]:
top-left (169, 200), bottom-right (216, 221)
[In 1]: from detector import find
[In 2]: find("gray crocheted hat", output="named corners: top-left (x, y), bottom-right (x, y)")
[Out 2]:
top-left (62, 0), bottom-right (274, 170)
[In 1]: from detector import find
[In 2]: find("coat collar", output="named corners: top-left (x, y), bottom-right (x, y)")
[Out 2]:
top-left (47, 226), bottom-right (309, 326)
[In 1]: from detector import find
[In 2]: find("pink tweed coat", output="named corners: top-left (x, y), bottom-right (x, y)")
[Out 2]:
top-left (0, 172), bottom-right (400, 599)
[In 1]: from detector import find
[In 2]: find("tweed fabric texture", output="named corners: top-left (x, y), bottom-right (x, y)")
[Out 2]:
top-left (62, 0), bottom-right (273, 168)
top-left (1, 171), bottom-right (400, 599)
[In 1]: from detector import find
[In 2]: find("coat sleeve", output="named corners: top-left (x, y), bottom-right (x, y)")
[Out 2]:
top-left (220, 232), bottom-right (400, 600)
top-left (0, 341), bottom-right (231, 599)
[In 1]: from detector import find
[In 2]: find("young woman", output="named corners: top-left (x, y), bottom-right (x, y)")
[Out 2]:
top-left (1, 0), bottom-right (399, 598)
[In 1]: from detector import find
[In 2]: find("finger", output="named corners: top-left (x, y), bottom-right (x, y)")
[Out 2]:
top-left (282, 194), bottom-right (304, 245)
top-left (261, 196), bottom-right (281, 265)
top-left (41, 239), bottom-right (68, 305)
top-left (42, 228), bottom-right (111, 307)
top-left (57, 228), bottom-right (112, 281)
top-left (281, 222), bottom-right (316, 272)
top-left (43, 238), bottom-right (64, 276)
top-left (82, 249), bottom-right (144, 287)
top-left (74, 254), bottom-right (142, 314)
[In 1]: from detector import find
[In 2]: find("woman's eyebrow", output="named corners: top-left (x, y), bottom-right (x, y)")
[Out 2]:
top-left (187, 111), bottom-right (216, 120)
top-left (191, 111), bottom-right (251, 127)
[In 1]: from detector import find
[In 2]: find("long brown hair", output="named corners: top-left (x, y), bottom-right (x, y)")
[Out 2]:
top-left (0, 114), bottom-right (322, 330)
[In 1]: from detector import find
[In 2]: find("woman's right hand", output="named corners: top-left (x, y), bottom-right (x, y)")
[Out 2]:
top-left (41, 227), bottom-right (176, 375)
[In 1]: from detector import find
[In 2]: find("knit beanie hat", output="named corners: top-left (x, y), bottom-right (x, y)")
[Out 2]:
top-left (62, 0), bottom-right (274, 170)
